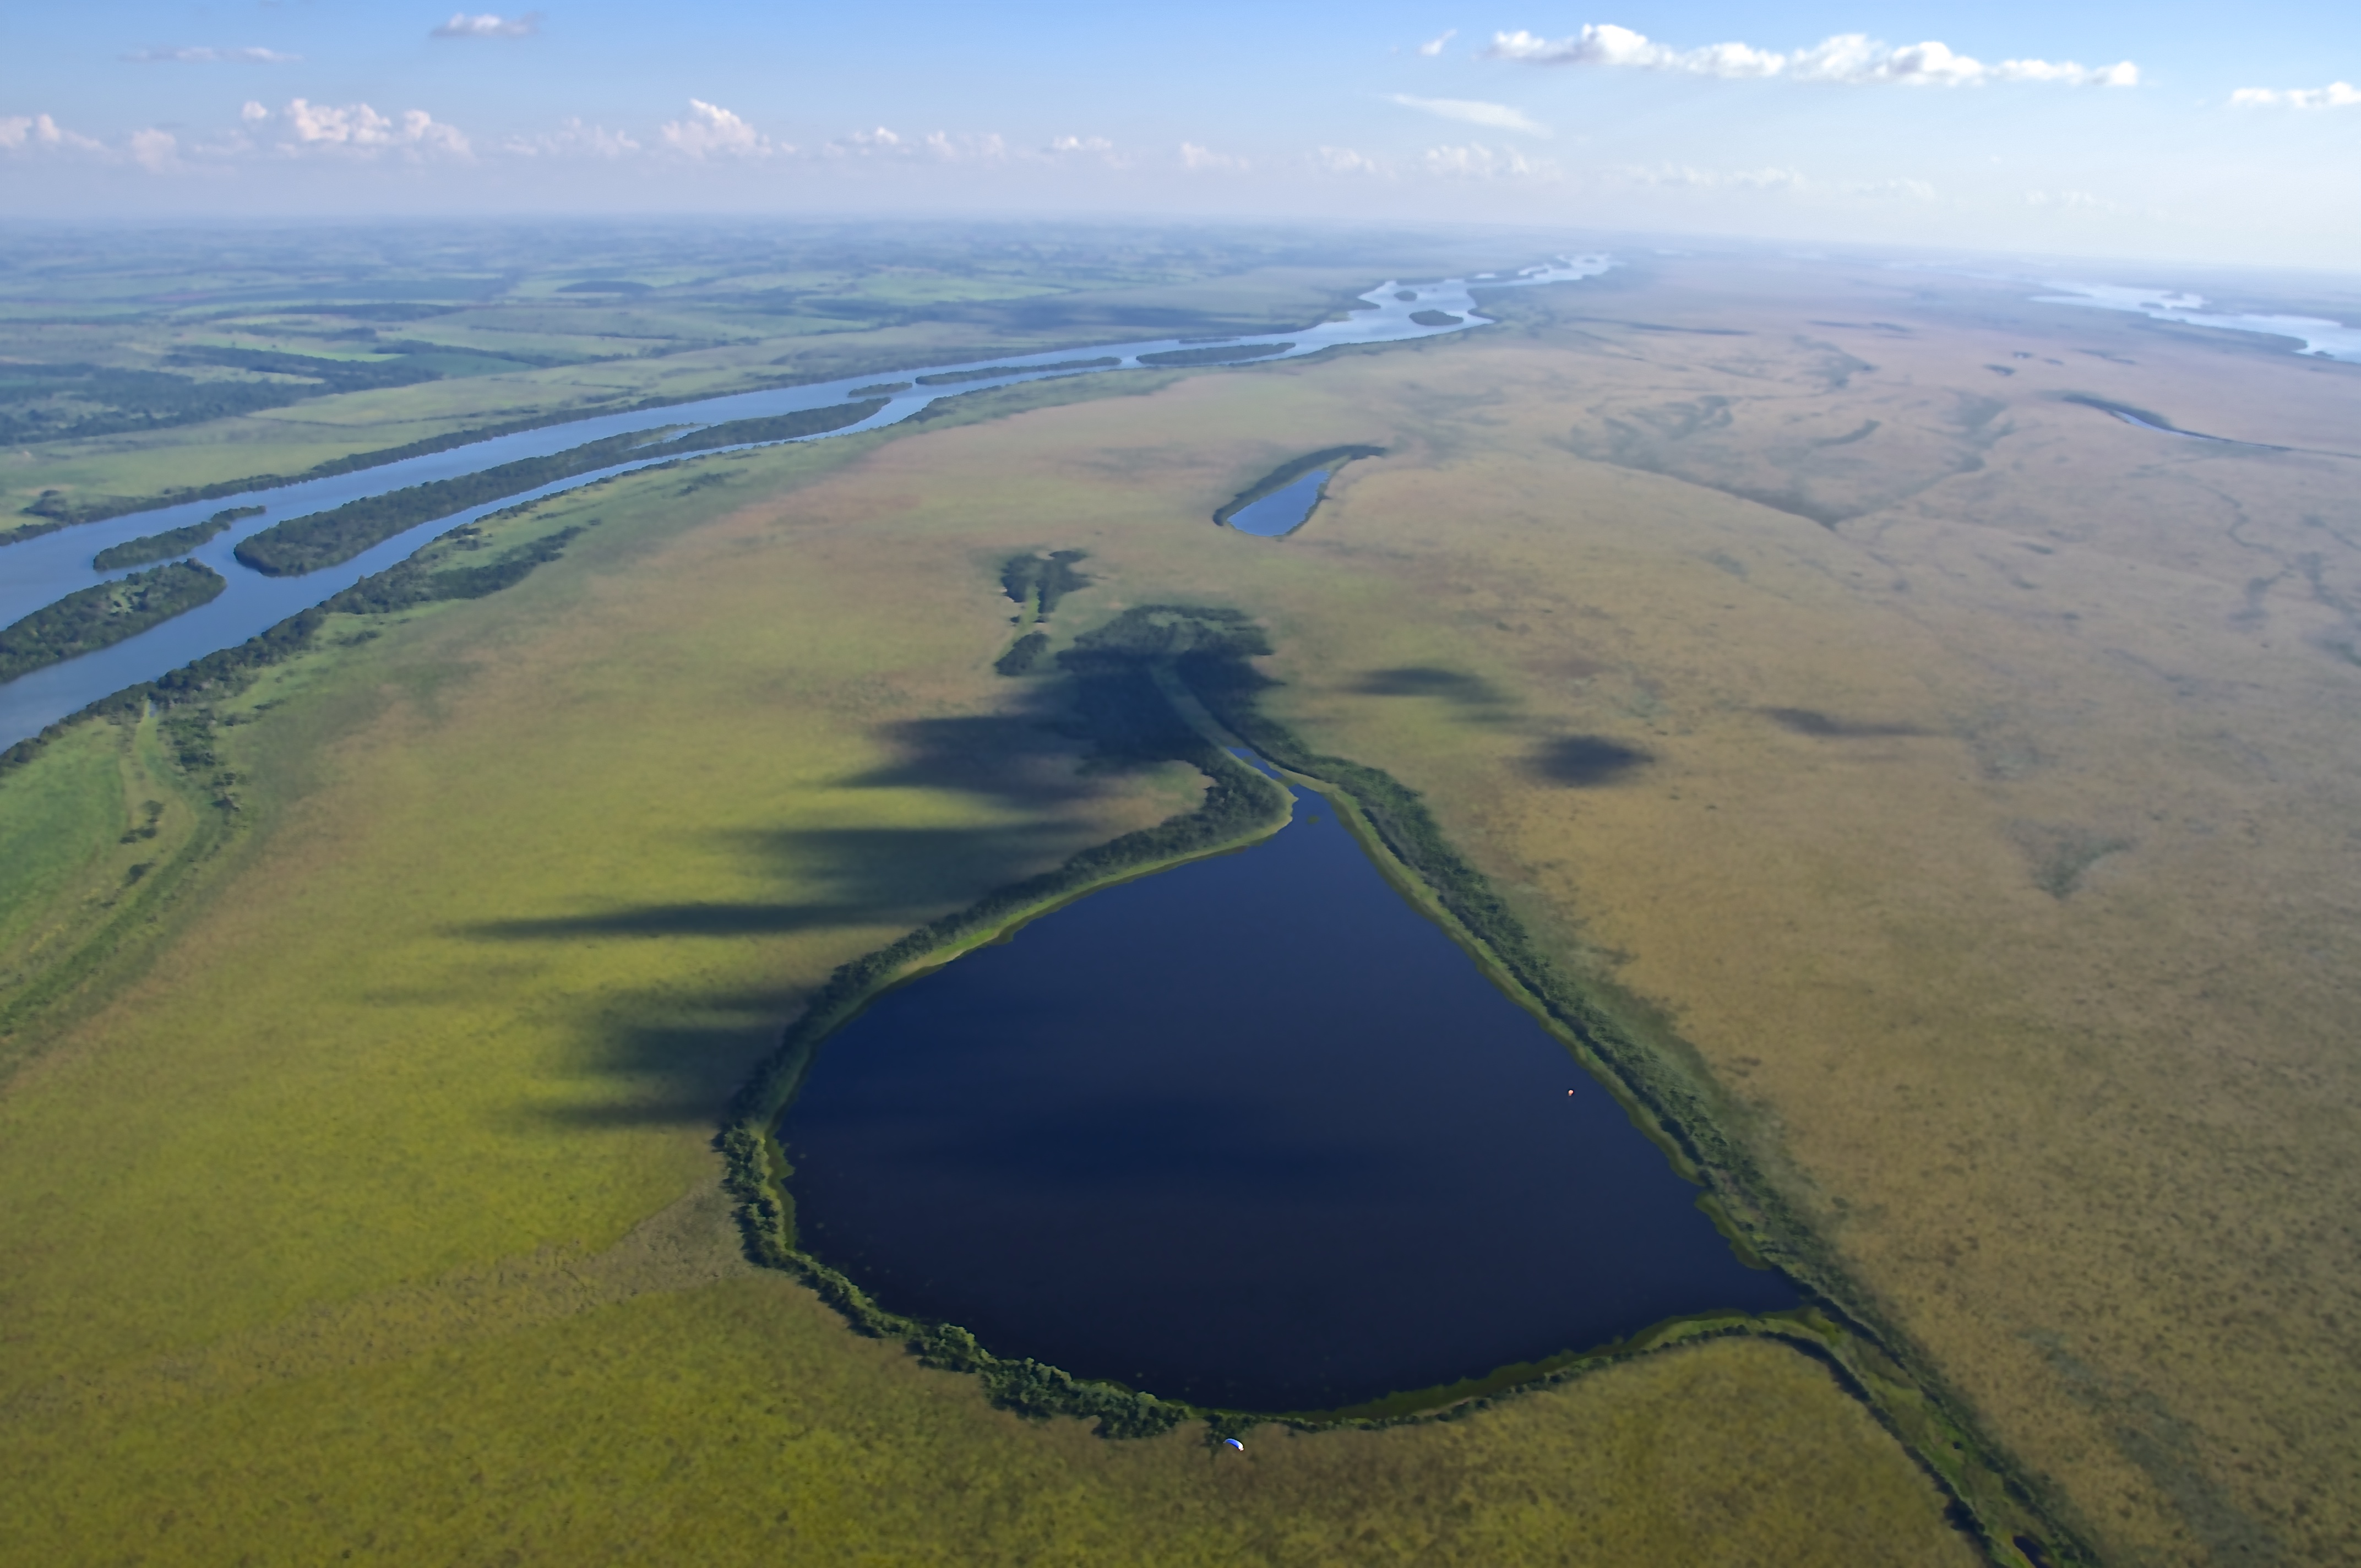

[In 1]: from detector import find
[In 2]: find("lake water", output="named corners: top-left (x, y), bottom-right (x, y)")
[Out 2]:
top-left (779, 768), bottom-right (1797, 1412)
top-left (2035, 282), bottom-right (2361, 363)
top-left (1225, 469), bottom-right (1329, 537)
top-left (0, 257), bottom-right (1615, 748)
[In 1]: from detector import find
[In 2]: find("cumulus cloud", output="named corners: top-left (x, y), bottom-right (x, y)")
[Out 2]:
top-left (660, 99), bottom-right (776, 158)
top-left (1488, 25), bottom-right (2137, 88)
top-left (123, 46), bottom-right (301, 63)
top-left (432, 12), bottom-right (541, 38)
top-left (1418, 29), bottom-right (1457, 57)
top-left (1390, 94), bottom-right (1549, 135)
top-left (281, 99), bottom-right (471, 156)
top-left (1046, 134), bottom-right (1114, 155)
top-left (2231, 82), bottom-right (2361, 108)
top-left (241, 100), bottom-right (271, 122)
top-left (1421, 141), bottom-right (1557, 179)
top-left (0, 113), bottom-right (107, 153)
top-left (1179, 141), bottom-right (1249, 171)
top-left (505, 118), bottom-right (642, 157)
top-left (128, 129), bottom-right (182, 172)
top-left (1316, 145), bottom-right (1389, 176)
top-left (1624, 162), bottom-right (1806, 190)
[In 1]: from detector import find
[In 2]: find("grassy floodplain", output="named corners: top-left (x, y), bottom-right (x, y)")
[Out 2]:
top-left (5, 241), bottom-right (2358, 1563)
top-left (0, 302), bottom-right (1984, 1563)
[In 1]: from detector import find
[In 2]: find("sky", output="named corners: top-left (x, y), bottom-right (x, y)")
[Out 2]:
top-left (3, 2), bottom-right (2356, 270)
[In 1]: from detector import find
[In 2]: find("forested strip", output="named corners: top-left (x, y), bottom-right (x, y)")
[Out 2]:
top-left (916, 357), bottom-right (1119, 386)
top-left (91, 507), bottom-right (264, 571)
top-left (234, 400), bottom-right (886, 576)
top-left (0, 561), bottom-right (226, 685)
top-left (1137, 342), bottom-right (1292, 368)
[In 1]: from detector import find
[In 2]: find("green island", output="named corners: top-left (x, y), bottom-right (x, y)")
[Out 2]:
top-left (89, 507), bottom-right (265, 571)
top-left (1408, 309), bottom-right (1463, 327)
top-left (0, 559), bottom-right (226, 684)
top-left (1211, 443), bottom-right (1390, 525)
top-left (917, 357), bottom-right (1122, 386)
top-left (1138, 342), bottom-right (1294, 367)
top-left (232, 400), bottom-right (886, 576)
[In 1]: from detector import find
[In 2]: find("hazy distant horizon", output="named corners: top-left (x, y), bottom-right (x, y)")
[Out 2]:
top-left (5, 1), bottom-right (2355, 271)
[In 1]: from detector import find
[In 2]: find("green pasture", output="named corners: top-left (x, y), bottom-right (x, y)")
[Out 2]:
top-left (0, 347), bottom-right (1982, 1562)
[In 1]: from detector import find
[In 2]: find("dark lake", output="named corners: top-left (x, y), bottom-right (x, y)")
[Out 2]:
top-left (1225, 469), bottom-right (1328, 537)
top-left (780, 767), bottom-right (1797, 1412)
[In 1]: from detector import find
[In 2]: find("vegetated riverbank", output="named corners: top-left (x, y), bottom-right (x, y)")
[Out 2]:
top-left (1212, 444), bottom-right (1389, 526)
top-left (718, 600), bottom-right (2079, 1566)
top-left (233, 401), bottom-right (889, 576)
top-left (1139, 343), bottom-right (1293, 368)
top-left (0, 500), bottom-right (600, 779)
top-left (917, 357), bottom-right (1120, 386)
top-left (91, 508), bottom-right (264, 571)
top-left (0, 561), bottom-right (227, 685)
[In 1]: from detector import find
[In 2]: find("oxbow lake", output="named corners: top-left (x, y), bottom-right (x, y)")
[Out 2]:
top-left (781, 764), bottom-right (1797, 1412)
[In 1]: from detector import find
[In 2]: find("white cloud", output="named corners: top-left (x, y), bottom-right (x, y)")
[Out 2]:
top-left (921, 130), bottom-right (1007, 162)
top-left (660, 100), bottom-right (776, 158)
top-left (1421, 141), bottom-right (1557, 179)
top-left (128, 129), bottom-right (181, 172)
top-left (1179, 141), bottom-right (1249, 171)
top-left (2231, 82), bottom-right (2361, 108)
top-left (1315, 145), bottom-right (1389, 176)
top-left (1418, 29), bottom-right (1457, 57)
top-left (1624, 162), bottom-right (1806, 190)
top-left (505, 118), bottom-right (643, 157)
top-left (281, 99), bottom-right (471, 157)
top-left (431, 12), bottom-right (541, 39)
top-left (1390, 94), bottom-right (1549, 135)
top-left (241, 101), bottom-right (271, 122)
top-left (123, 46), bottom-right (301, 63)
top-left (1487, 25), bottom-right (2137, 88)
top-left (1046, 134), bottom-right (1114, 155)
top-left (0, 113), bottom-right (107, 154)
top-left (2023, 188), bottom-right (2127, 213)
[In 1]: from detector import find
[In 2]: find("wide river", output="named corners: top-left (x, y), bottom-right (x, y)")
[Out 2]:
top-left (781, 761), bottom-right (1798, 1412)
top-left (0, 259), bottom-right (1611, 748)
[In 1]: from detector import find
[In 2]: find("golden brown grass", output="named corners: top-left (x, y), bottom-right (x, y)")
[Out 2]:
top-left (15, 251), bottom-right (2353, 1563)
top-left (0, 395), bottom-right (1977, 1563)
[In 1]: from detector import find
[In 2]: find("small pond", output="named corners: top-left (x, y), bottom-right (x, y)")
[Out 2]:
top-left (780, 766), bottom-right (1796, 1412)
top-left (1225, 469), bottom-right (1330, 537)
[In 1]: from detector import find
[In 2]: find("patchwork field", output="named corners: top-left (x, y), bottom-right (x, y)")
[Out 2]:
top-left (3, 244), bottom-right (2357, 1564)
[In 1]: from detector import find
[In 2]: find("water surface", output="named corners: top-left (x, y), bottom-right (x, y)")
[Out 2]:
top-left (1225, 469), bottom-right (1329, 537)
top-left (781, 774), bottom-right (1796, 1412)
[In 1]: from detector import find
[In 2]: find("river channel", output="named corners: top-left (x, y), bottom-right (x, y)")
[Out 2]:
top-left (0, 258), bottom-right (1612, 749)
top-left (780, 763), bottom-right (1797, 1413)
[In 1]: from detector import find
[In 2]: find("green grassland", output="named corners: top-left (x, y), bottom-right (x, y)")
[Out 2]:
top-left (8, 245), bottom-right (2355, 1564)
top-left (0, 330), bottom-right (1982, 1563)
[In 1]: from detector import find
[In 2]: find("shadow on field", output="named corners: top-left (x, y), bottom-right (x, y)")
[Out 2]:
top-left (1762, 707), bottom-right (1930, 739)
top-left (1530, 735), bottom-right (1650, 786)
top-left (464, 681), bottom-right (1183, 1127)
top-left (1350, 666), bottom-right (1520, 725)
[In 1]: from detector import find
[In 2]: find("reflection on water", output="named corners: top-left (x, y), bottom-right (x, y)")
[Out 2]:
top-left (1226, 469), bottom-right (1329, 537)
top-left (1, 257), bottom-right (1614, 748)
top-left (781, 771), bottom-right (1796, 1412)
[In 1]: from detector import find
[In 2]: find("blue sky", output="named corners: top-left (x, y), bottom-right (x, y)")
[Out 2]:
top-left (3, 3), bottom-right (2355, 268)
